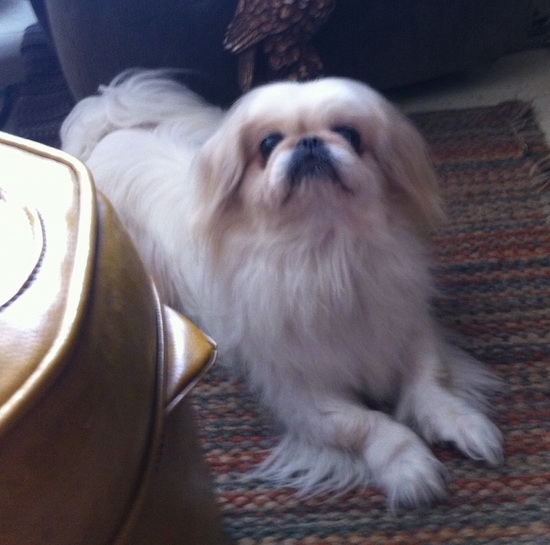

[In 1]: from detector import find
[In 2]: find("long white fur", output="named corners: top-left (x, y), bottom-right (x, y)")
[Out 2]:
top-left (61, 70), bottom-right (503, 509)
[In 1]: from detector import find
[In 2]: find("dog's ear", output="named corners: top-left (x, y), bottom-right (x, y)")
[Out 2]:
top-left (377, 116), bottom-right (446, 236)
top-left (192, 120), bottom-right (246, 238)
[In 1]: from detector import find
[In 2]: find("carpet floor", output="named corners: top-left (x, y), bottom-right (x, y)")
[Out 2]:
top-left (5, 24), bottom-right (550, 545)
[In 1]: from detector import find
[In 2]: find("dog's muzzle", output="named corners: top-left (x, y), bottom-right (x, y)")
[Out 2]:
top-left (287, 136), bottom-right (342, 188)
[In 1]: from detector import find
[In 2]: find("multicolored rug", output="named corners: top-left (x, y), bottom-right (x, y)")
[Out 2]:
top-left (7, 24), bottom-right (550, 545)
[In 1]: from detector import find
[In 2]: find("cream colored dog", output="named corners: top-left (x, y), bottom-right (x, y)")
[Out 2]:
top-left (61, 70), bottom-right (503, 508)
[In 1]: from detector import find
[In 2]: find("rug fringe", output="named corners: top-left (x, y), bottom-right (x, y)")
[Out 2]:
top-left (528, 130), bottom-right (550, 223)
top-left (530, 155), bottom-right (550, 224)
top-left (506, 100), bottom-right (550, 207)
top-left (505, 100), bottom-right (538, 155)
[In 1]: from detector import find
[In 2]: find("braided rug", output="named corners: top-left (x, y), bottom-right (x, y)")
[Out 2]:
top-left (8, 24), bottom-right (550, 545)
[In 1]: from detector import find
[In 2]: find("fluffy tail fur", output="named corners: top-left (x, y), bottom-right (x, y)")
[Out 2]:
top-left (60, 69), bottom-right (223, 162)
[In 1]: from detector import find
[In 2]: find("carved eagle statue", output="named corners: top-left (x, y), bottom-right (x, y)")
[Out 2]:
top-left (224, 0), bottom-right (336, 91)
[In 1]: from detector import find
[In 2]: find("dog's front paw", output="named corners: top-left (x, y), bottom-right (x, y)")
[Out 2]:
top-left (408, 394), bottom-right (504, 467)
top-left (380, 440), bottom-right (448, 510)
top-left (447, 412), bottom-right (504, 467)
top-left (365, 420), bottom-right (448, 509)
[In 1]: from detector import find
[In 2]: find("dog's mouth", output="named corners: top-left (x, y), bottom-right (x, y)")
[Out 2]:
top-left (284, 137), bottom-right (350, 203)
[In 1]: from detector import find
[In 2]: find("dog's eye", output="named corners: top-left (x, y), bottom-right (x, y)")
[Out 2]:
top-left (333, 126), bottom-right (361, 154)
top-left (260, 132), bottom-right (283, 161)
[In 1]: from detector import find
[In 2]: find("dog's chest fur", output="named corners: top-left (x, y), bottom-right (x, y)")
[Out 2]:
top-left (201, 221), bottom-right (433, 404)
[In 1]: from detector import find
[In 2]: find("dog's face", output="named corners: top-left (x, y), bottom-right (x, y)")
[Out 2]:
top-left (195, 78), bottom-right (444, 242)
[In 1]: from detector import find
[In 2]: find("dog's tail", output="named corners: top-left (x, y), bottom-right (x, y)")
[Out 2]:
top-left (60, 69), bottom-right (222, 162)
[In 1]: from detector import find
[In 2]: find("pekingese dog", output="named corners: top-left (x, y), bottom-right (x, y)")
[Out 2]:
top-left (61, 70), bottom-right (503, 508)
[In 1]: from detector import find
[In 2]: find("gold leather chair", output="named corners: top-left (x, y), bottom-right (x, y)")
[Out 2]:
top-left (0, 132), bottom-right (228, 545)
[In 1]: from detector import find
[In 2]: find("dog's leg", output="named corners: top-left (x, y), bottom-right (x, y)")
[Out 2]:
top-left (396, 335), bottom-right (504, 467)
top-left (360, 407), bottom-right (448, 508)
top-left (256, 387), bottom-right (448, 509)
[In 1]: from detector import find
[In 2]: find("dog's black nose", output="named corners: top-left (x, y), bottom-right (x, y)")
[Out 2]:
top-left (287, 136), bottom-right (343, 191)
top-left (297, 136), bottom-right (323, 151)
